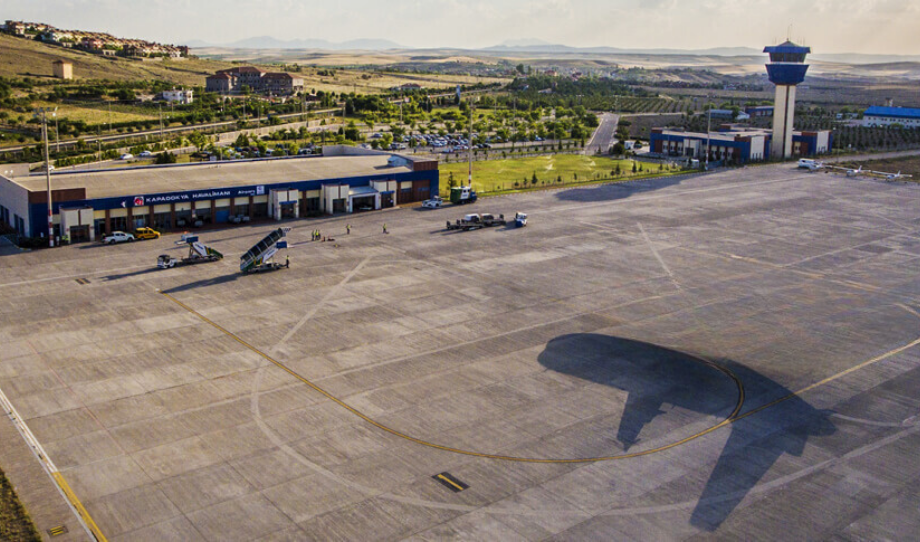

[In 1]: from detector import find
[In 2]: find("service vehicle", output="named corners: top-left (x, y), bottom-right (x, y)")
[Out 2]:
top-left (157, 236), bottom-right (223, 268)
top-left (240, 228), bottom-right (290, 274)
top-left (445, 213), bottom-right (506, 231)
top-left (514, 212), bottom-right (528, 227)
top-left (798, 158), bottom-right (824, 170)
top-left (119, 153), bottom-right (133, 160)
top-left (134, 227), bottom-right (161, 240)
top-left (102, 231), bottom-right (134, 244)
top-left (422, 196), bottom-right (444, 209)
top-left (449, 186), bottom-right (478, 205)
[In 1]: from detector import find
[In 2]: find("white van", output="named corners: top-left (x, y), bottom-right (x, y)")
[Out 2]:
top-left (798, 158), bottom-right (823, 170)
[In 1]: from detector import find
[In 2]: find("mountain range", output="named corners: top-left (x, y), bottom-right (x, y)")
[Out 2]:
top-left (183, 36), bottom-right (920, 63)
top-left (184, 36), bottom-right (404, 50)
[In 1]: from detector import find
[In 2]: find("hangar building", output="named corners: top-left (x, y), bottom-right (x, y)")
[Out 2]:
top-left (0, 146), bottom-right (438, 242)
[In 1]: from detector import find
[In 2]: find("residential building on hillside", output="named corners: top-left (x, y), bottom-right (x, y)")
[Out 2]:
top-left (205, 67), bottom-right (304, 95)
top-left (160, 89), bottom-right (194, 104)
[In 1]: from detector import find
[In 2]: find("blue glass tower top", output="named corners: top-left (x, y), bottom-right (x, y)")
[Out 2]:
top-left (764, 41), bottom-right (810, 85)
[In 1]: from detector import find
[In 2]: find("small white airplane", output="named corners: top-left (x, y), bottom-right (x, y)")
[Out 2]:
top-left (886, 171), bottom-right (903, 181)
top-left (846, 166), bottom-right (863, 177)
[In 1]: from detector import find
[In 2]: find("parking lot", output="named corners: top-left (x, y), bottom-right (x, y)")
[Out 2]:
top-left (1, 165), bottom-right (919, 540)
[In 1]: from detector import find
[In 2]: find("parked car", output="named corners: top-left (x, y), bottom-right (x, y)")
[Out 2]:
top-left (133, 227), bottom-right (160, 240)
top-left (103, 231), bottom-right (135, 245)
top-left (138, 151), bottom-right (153, 158)
top-left (119, 153), bottom-right (133, 160)
top-left (422, 196), bottom-right (444, 209)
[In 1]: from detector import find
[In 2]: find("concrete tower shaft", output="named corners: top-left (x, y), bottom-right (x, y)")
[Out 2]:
top-left (764, 41), bottom-right (811, 159)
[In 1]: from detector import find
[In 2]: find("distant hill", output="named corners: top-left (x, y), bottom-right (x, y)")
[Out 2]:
top-left (185, 36), bottom-right (404, 50)
top-left (483, 42), bottom-right (762, 57)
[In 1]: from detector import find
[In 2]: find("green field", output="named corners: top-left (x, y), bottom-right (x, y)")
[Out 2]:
top-left (31, 101), bottom-right (158, 124)
top-left (439, 154), bottom-right (682, 195)
top-left (0, 466), bottom-right (40, 542)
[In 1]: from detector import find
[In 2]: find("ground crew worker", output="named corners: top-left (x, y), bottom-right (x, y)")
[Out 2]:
top-left (346, 224), bottom-right (351, 235)
top-left (383, 223), bottom-right (388, 234)
top-left (285, 255), bottom-right (290, 268)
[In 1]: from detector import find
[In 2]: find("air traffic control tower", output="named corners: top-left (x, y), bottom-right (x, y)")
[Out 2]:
top-left (764, 41), bottom-right (810, 159)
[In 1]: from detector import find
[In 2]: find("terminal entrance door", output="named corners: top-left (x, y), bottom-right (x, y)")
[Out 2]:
top-left (380, 191), bottom-right (394, 208)
top-left (280, 202), bottom-right (296, 219)
top-left (69, 225), bottom-right (90, 243)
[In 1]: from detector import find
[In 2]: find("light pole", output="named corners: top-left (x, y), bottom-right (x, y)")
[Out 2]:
top-left (34, 107), bottom-right (57, 247)
top-left (705, 98), bottom-right (712, 170)
top-left (468, 101), bottom-right (473, 187)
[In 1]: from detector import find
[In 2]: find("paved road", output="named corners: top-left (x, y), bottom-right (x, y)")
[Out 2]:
top-left (585, 112), bottom-right (619, 155)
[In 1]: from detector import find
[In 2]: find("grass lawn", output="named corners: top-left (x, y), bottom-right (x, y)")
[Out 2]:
top-left (29, 101), bottom-right (158, 125)
top-left (439, 154), bottom-right (683, 195)
top-left (0, 466), bottom-right (40, 542)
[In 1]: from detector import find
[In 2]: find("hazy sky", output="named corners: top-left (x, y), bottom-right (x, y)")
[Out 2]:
top-left (4, 0), bottom-right (917, 53)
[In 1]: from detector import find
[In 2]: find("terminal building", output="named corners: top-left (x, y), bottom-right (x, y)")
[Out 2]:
top-left (0, 146), bottom-right (438, 242)
top-left (649, 125), bottom-right (832, 164)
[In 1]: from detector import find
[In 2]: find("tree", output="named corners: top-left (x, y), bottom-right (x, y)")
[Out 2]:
top-left (343, 121), bottom-right (361, 141)
top-left (187, 131), bottom-right (208, 152)
top-left (155, 152), bottom-right (177, 164)
top-left (516, 64), bottom-right (526, 75)
top-left (531, 172), bottom-right (538, 185)
top-left (380, 133), bottom-right (393, 149)
top-left (234, 132), bottom-right (250, 148)
top-left (632, 161), bottom-right (637, 173)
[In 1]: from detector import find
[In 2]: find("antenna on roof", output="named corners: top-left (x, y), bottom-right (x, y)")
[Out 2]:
top-left (787, 23), bottom-right (793, 42)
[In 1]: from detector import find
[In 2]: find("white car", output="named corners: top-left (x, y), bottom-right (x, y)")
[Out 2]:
top-left (103, 231), bottom-right (135, 245)
top-left (120, 153), bottom-right (134, 160)
top-left (138, 151), bottom-right (153, 158)
top-left (422, 196), bottom-right (443, 209)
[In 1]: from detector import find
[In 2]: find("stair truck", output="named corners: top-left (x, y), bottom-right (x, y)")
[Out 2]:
top-left (445, 213), bottom-right (506, 231)
top-left (157, 236), bottom-right (224, 268)
top-left (449, 186), bottom-right (478, 205)
top-left (239, 228), bottom-right (290, 274)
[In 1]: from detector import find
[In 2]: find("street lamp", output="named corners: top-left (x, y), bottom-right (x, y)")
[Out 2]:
top-left (34, 107), bottom-right (57, 247)
top-left (705, 96), bottom-right (712, 170)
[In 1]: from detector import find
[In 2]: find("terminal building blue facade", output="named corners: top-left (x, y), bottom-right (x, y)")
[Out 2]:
top-left (649, 126), bottom-right (832, 164)
top-left (0, 147), bottom-right (438, 243)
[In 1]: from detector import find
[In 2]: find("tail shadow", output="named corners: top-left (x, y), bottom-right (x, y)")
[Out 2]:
top-left (537, 333), bottom-right (835, 531)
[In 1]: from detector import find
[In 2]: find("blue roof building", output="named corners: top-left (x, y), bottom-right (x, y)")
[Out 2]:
top-left (864, 106), bottom-right (920, 128)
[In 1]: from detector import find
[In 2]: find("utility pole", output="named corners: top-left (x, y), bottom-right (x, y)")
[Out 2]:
top-left (159, 103), bottom-right (164, 138)
top-left (54, 114), bottom-right (60, 153)
top-left (705, 99), bottom-right (712, 170)
top-left (35, 108), bottom-right (56, 247)
top-left (468, 101), bottom-right (473, 188)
